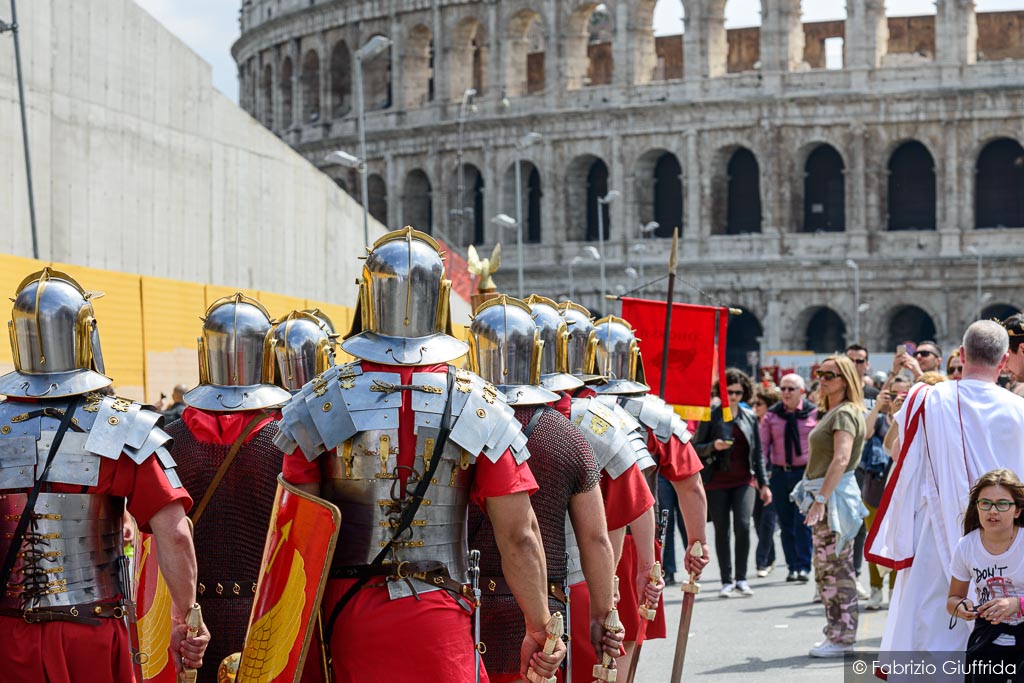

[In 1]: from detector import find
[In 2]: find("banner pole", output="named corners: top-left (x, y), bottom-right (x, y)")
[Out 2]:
top-left (658, 228), bottom-right (679, 399)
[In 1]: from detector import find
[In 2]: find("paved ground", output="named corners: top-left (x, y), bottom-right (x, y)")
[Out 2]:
top-left (628, 521), bottom-right (887, 681)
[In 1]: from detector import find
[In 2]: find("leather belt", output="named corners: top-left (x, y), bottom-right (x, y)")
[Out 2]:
top-left (197, 580), bottom-right (258, 598)
top-left (0, 601), bottom-right (125, 625)
top-left (331, 561), bottom-right (472, 601)
top-left (773, 464), bottom-right (806, 472)
top-left (480, 576), bottom-right (567, 605)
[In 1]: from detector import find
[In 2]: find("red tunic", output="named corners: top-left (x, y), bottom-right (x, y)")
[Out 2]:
top-left (181, 407), bottom-right (277, 446)
top-left (283, 363), bottom-right (538, 683)
top-left (0, 400), bottom-right (191, 683)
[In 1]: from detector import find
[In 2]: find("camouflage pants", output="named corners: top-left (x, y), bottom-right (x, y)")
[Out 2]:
top-left (812, 518), bottom-right (858, 645)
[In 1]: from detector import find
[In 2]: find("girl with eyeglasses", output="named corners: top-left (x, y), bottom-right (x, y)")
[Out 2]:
top-left (792, 356), bottom-right (869, 658)
top-left (948, 469), bottom-right (1024, 681)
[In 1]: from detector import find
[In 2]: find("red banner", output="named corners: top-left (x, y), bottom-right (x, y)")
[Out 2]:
top-left (620, 297), bottom-right (728, 421)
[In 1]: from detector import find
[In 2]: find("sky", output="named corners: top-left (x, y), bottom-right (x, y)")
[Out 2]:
top-left (134, 0), bottom-right (1023, 102)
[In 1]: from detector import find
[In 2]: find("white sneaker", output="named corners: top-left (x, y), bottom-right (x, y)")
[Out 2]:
top-left (855, 580), bottom-right (870, 600)
top-left (865, 587), bottom-right (884, 611)
top-left (809, 639), bottom-right (853, 658)
top-left (756, 563), bottom-right (775, 578)
top-left (736, 580), bottom-right (754, 596)
top-left (719, 583), bottom-right (735, 598)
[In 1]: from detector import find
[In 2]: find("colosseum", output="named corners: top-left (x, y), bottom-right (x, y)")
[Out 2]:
top-left (232, 0), bottom-right (1024, 369)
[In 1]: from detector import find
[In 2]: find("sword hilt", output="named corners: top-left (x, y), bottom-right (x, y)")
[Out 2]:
top-left (681, 542), bottom-right (703, 595)
top-left (527, 612), bottom-right (564, 683)
top-left (177, 603), bottom-right (203, 683)
top-left (639, 561), bottom-right (662, 621)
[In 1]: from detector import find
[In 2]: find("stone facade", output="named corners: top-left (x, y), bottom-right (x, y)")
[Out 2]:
top-left (233, 0), bottom-right (1024, 365)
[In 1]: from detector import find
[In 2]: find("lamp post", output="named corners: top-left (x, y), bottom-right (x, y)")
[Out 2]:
top-left (596, 190), bottom-right (620, 310)
top-left (633, 221), bottom-right (658, 281)
top-left (967, 246), bottom-right (983, 320)
top-left (845, 258), bottom-right (860, 345)
top-left (491, 213), bottom-right (523, 297)
top-left (568, 247), bottom-right (601, 302)
top-left (454, 88), bottom-right (478, 245)
top-left (324, 149), bottom-right (365, 238)
top-left (354, 35), bottom-right (392, 248)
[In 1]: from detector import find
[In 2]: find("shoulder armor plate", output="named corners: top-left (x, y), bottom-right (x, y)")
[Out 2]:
top-left (619, 395), bottom-right (692, 445)
top-left (569, 397), bottom-right (639, 480)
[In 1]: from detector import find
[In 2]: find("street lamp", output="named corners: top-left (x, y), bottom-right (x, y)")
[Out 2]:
top-left (511, 131), bottom-right (543, 300)
top-left (353, 35), bottom-right (392, 248)
top-left (325, 149), bottom-right (365, 234)
top-left (454, 88), bottom-right (478, 246)
top-left (568, 248), bottom-right (601, 301)
top-left (640, 221), bottom-right (659, 238)
top-left (491, 213), bottom-right (524, 297)
top-left (596, 190), bottom-right (620, 308)
top-left (845, 258), bottom-right (860, 345)
top-left (967, 246), bottom-right (983, 320)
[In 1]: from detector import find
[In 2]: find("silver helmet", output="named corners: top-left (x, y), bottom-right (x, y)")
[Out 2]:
top-left (184, 293), bottom-right (291, 412)
top-left (270, 311), bottom-right (336, 392)
top-left (525, 295), bottom-right (583, 393)
top-left (0, 268), bottom-right (112, 398)
top-left (558, 301), bottom-right (604, 385)
top-left (342, 227), bottom-right (468, 365)
top-left (469, 296), bottom-right (558, 406)
top-left (592, 315), bottom-right (651, 396)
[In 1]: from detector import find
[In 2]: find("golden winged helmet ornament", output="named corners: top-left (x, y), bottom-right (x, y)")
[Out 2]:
top-left (467, 243), bottom-right (502, 293)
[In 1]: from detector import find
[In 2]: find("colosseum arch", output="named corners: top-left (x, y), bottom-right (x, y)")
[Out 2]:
top-left (403, 24), bottom-right (434, 109)
top-left (802, 306), bottom-right (847, 353)
top-left (713, 146), bottom-right (761, 235)
top-left (450, 17), bottom-right (488, 100)
top-left (649, 0), bottom-right (685, 80)
top-left (403, 169), bottom-right (433, 234)
top-left (975, 138), bottom-right (1024, 229)
top-left (705, 0), bottom-right (763, 76)
top-left (800, 2), bottom-right (847, 70)
top-left (279, 56), bottom-right (294, 128)
top-left (565, 154), bottom-right (611, 242)
top-left (450, 163), bottom-right (485, 246)
top-left (565, 3), bottom-right (615, 90)
top-left (887, 140), bottom-right (936, 231)
top-left (885, 304), bottom-right (938, 351)
top-left (328, 41), bottom-right (352, 118)
top-left (502, 160), bottom-right (543, 244)
top-left (726, 308), bottom-right (763, 371)
top-left (635, 149), bottom-right (683, 238)
top-left (363, 34), bottom-right (393, 111)
top-left (802, 143), bottom-right (846, 233)
top-left (367, 174), bottom-right (388, 226)
top-left (982, 303), bottom-right (1022, 322)
top-left (260, 63), bottom-right (273, 128)
top-left (300, 50), bottom-right (320, 124)
top-left (504, 10), bottom-right (547, 98)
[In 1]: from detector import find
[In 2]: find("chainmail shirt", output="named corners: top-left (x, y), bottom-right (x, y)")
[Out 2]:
top-left (468, 406), bottom-right (600, 675)
top-left (166, 417), bottom-right (284, 683)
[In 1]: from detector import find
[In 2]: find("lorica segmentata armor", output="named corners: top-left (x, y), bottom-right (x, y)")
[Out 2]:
top-left (274, 361), bottom-right (530, 600)
top-left (614, 394), bottom-right (692, 446)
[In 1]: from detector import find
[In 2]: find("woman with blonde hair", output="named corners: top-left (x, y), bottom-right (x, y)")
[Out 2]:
top-left (792, 355), bottom-right (869, 657)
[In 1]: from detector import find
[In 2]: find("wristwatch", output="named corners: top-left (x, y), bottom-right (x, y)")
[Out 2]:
top-left (814, 494), bottom-right (827, 505)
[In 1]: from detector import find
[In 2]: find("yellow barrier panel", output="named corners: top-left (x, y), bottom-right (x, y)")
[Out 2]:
top-left (141, 276), bottom-right (206, 405)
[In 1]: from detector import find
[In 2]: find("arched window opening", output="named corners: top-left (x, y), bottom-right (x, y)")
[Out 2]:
top-left (588, 4), bottom-right (615, 86)
top-left (403, 26), bottom-right (433, 108)
top-left (803, 144), bottom-right (845, 232)
top-left (648, 0), bottom-right (685, 81)
top-left (586, 159), bottom-right (610, 241)
top-left (883, 1), bottom-right (936, 65)
top-left (505, 11), bottom-right (546, 97)
top-left (452, 19), bottom-right (488, 99)
top-left (567, 4), bottom-right (614, 90)
top-left (976, 138), bottom-right (1024, 229)
top-left (527, 167), bottom-right (543, 243)
top-left (887, 141), bottom-right (936, 231)
top-left (726, 310), bottom-right (763, 373)
top-left (451, 164), bottom-right (484, 247)
top-left (403, 170), bottom-right (433, 234)
top-left (726, 148), bottom-right (762, 234)
top-left (367, 174), bottom-right (388, 226)
top-left (260, 64), bottom-right (273, 128)
top-left (800, 2), bottom-right (847, 69)
top-left (300, 50), bottom-right (320, 124)
top-left (503, 161), bottom-right (543, 244)
top-left (279, 57), bottom-right (294, 128)
top-left (721, 1), bottom-right (763, 74)
top-left (363, 35), bottom-right (393, 111)
top-left (805, 308), bottom-right (847, 353)
top-left (982, 303), bottom-right (1022, 323)
top-left (653, 152), bottom-right (683, 238)
top-left (886, 305), bottom-right (937, 351)
top-left (329, 41), bottom-right (352, 118)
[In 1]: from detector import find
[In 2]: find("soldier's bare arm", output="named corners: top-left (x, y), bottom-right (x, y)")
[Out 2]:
top-left (568, 487), bottom-right (621, 659)
top-left (486, 490), bottom-right (566, 678)
top-left (149, 502), bottom-right (211, 670)
top-left (608, 526), bottom-right (626, 569)
top-left (291, 481), bottom-right (321, 497)
top-left (671, 473), bottom-right (710, 577)
top-left (627, 505), bottom-right (663, 608)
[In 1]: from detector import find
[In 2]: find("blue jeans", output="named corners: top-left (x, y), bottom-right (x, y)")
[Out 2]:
top-left (770, 466), bottom-right (812, 573)
top-left (657, 474), bottom-right (686, 575)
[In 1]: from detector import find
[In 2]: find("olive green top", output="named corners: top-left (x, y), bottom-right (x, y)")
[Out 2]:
top-left (805, 402), bottom-right (865, 480)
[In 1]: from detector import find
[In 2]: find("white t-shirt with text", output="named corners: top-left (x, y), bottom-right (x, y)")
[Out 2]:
top-left (950, 527), bottom-right (1024, 645)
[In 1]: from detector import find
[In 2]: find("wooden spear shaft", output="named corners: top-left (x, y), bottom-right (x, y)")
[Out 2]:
top-left (658, 228), bottom-right (679, 399)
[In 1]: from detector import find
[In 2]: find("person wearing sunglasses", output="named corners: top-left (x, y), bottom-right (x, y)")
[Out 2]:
top-left (792, 356), bottom-right (868, 658)
top-left (694, 369), bottom-right (771, 598)
top-left (893, 340), bottom-right (943, 382)
top-left (947, 349), bottom-right (964, 380)
top-left (869, 321), bottom-right (1024, 660)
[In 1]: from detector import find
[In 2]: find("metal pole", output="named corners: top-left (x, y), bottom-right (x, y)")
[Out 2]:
top-left (853, 265), bottom-right (860, 345)
top-left (514, 152), bottom-right (524, 297)
top-left (7, 0), bottom-right (38, 259)
top-left (354, 53), bottom-right (369, 248)
top-left (658, 229), bottom-right (679, 399)
top-left (569, 260), bottom-right (575, 301)
top-left (597, 200), bottom-right (607, 312)
top-left (457, 114), bottom-right (465, 244)
top-left (976, 252), bottom-right (983, 320)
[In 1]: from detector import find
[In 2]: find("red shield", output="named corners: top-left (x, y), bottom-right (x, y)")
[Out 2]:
top-left (133, 531), bottom-right (177, 682)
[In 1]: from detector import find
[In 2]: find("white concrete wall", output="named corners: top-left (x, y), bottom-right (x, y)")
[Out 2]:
top-left (0, 0), bottom-right (471, 322)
